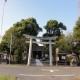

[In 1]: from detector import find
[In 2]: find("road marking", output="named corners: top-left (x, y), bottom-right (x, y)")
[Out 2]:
top-left (41, 69), bottom-right (59, 72)
top-left (49, 70), bottom-right (54, 72)
top-left (19, 74), bottom-right (75, 77)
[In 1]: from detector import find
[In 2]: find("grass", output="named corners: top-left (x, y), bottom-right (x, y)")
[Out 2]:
top-left (0, 74), bottom-right (17, 80)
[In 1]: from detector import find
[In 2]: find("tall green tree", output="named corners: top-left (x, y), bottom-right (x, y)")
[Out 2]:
top-left (56, 34), bottom-right (73, 53)
top-left (73, 17), bottom-right (80, 41)
top-left (43, 20), bottom-right (66, 37)
top-left (73, 17), bottom-right (80, 55)
top-left (0, 18), bottom-right (42, 63)
top-left (42, 20), bottom-right (67, 59)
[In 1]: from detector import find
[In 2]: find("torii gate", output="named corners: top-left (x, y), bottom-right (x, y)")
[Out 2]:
top-left (23, 34), bottom-right (58, 66)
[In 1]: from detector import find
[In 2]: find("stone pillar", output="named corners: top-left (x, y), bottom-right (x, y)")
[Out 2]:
top-left (49, 39), bottom-right (53, 66)
top-left (27, 38), bottom-right (32, 66)
top-left (55, 48), bottom-right (59, 66)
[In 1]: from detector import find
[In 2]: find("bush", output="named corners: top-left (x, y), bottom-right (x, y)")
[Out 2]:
top-left (14, 48), bottom-right (23, 64)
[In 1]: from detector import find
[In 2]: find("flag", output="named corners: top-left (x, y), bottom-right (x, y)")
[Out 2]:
top-left (5, 0), bottom-right (7, 2)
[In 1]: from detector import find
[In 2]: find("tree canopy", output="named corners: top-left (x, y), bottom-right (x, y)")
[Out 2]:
top-left (56, 34), bottom-right (74, 53)
top-left (43, 20), bottom-right (67, 37)
top-left (73, 17), bottom-right (80, 41)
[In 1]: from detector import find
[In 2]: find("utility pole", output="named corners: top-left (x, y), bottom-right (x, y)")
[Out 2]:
top-left (9, 33), bottom-right (12, 64)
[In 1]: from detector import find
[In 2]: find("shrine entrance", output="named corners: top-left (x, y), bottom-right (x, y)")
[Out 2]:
top-left (24, 34), bottom-right (57, 66)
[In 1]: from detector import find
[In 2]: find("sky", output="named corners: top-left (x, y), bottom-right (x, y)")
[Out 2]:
top-left (0, 0), bottom-right (80, 37)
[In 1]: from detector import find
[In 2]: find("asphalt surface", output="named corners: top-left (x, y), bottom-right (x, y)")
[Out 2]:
top-left (0, 65), bottom-right (80, 80)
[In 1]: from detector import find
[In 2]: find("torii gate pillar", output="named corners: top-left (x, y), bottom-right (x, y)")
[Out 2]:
top-left (49, 39), bottom-right (53, 66)
top-left (27, 38), bottom-right (32, 66)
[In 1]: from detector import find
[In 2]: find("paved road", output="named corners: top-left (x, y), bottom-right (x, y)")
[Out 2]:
top-left (0, 65), bottom-right (80, 80)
